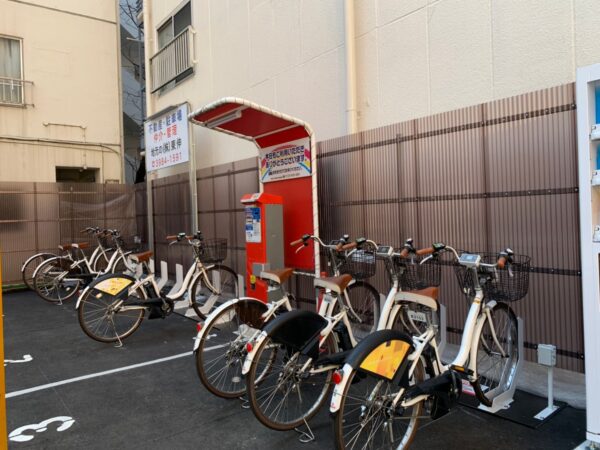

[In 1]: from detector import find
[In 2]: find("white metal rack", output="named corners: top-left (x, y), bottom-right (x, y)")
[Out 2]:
top-left (576, 63), bottom-right (600, 447)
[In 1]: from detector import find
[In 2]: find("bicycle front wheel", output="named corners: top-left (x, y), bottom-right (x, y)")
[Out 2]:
top-left (77, 281), bottom-right (145, 343)
top-left (195, 301), bottom-right (266, 398)
top-left (33, 257), bottom-right (81, 303)
top-left (472, 302), bottom-right (519, 405)
top-left (333, 359), bottom-right (425, 450)
top-left (92, 249), bottom-right (114, 273)
top-left (245, 334), bottom-right (336, 430)
top-left (190, 265), bottom-right (238, 319)
top-left (346, 281), bottom-right (380, 342)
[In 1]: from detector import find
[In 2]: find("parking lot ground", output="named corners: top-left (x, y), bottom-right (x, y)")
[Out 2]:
top-left (3, 290), bottom-right (586, 449)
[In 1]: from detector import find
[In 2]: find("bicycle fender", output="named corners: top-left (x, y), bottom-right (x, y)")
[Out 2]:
top-left (31, 256), bottom-right (63, 281)
top-left (264, 309), bottom-right (327, 351)
top-left (242, 310), bottom-right (327, 375)
top-left (76, 273), bottom-right (137, 309)
top-left (21, 252), bottom-right (56, 273)
top-left (330, 330), bottom-right (414, 414)
top-left (193, 297), bottom-right (267, 352)
top-left (75, 286), bottom-right (91, 309)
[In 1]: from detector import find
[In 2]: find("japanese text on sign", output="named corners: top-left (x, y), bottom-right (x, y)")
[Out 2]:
top-left (144, 103), bottom-right (189, 172)
top-left (259, 137), bottom-right (311, 183)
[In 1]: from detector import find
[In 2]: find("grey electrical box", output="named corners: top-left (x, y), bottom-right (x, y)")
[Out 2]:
top-left (537, 344), bottom-right (557, 366)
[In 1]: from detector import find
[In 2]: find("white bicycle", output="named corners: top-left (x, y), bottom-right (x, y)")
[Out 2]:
top-left (32, 229), bottom-right (135, 304)
top-left (76, 232), bottom-right (238, 345)
top-left (193, 233), bottom-right (377, 399)
top-left (331, 244), bottom-right (529, 450)
top-left (241, 238), bottom-right (441, 434)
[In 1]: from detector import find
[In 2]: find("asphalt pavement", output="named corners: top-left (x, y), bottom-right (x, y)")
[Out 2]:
top-left (3, 290), bottom-right (586, 449)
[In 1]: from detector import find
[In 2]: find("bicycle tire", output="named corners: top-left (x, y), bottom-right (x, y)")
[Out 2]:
top-left (92, 248), bottom-right (115, 273)
top-left (190, 265), bottom-right (238, 320)
top-left (77, 278), bottom-right (145, 343)
top-left (245, 333), bottom-right (337, 431)
top-left (333, 359), bottom-right (425, 450)
top-left (22, 253), bottom-right (56, 290)
top-left (33, 257), bottom-right (81, 303)
top-left (195, 301), bottom-right (267, 398)
top-left (346, 281), bottom-right (381, 342)
top-left (472, 302), bottom-right (519, 406)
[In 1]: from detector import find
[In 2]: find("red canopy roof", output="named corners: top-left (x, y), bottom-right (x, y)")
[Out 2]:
top-left (188, 98), bottom-right (312, 149)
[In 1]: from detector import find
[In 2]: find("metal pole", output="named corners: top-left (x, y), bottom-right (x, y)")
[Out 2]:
top-left (187, 103), bottom-right (198, 233)
top-left (548, 366), bottom-right (554, 409)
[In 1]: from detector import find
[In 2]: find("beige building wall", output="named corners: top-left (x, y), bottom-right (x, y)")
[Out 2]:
top-left (0, 0), bottom-right (123, 183)
top-left (145, 0), bottom-right (600, 170)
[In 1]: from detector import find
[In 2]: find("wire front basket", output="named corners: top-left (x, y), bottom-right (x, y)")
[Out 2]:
top-left (453, 252), bottom-right (530, 302)
top-left (341, 249), bottom-right (377, 280)
top-left (396, 256), bottom-right (442, 290)
top-left (199, 238), bottom-right (228, 263)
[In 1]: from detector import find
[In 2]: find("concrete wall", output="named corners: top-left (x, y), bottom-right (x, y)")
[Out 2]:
top-left (0, 0), bottom-right (123, 182)
top-left (145, 0), bottom-right (600, 170)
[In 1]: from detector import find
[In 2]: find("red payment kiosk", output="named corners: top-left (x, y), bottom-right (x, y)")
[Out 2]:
top-left (189, 98), bottom-right (319, 302)
top-left (240, 192), bottom-right (284, 301)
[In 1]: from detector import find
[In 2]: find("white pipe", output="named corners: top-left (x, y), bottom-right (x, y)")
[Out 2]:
top-left (143, 0), bottom-right (155, 251)
top-left (344, 0), bottom-right (358, 134)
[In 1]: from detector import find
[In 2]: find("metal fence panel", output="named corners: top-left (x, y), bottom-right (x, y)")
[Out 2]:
top-left (316, 83), bottom-right (583, 372)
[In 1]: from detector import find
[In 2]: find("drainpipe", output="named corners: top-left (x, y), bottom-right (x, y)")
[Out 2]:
top-left (115, 0), bottom-right (125, 183)
top-left (142, 0), bottom-right (155, 252)
top-left (344, 0), bottom-right (358, 134)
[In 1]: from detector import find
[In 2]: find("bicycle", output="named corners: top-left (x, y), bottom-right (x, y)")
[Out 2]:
top-left (241, 237), bottom-right (434, 434)
top-left (330, 244), bottom-right (528, 450)
top-left (193, 233), bottom-right (361, 399)
top-left (76, 232), bottom-right (238, 345)
top-left (20, 227), bottom-right (112, 290)
top-left (32, 229), bottom-right (135, 304)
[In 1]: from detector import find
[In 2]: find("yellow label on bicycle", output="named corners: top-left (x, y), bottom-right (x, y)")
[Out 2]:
top-left (95, 277), bottom-right (133, 296)
top-left (359, 340), bottom-right (410, 380)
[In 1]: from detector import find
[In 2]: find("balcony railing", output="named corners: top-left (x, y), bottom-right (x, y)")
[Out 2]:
top-left (0, 77), bottom-right (33, 106)
top-left (150, 27), bottom-right (194, 93)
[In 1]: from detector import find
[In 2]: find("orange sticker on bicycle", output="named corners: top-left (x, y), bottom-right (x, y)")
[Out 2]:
top-left (359, 340), bottom-right (410, 380)
top-left (94, 277), bottom-right (133, 296)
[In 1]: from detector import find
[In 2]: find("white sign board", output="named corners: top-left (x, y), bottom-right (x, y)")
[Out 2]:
top-left (259, 137), bottom-right (311, 183)
top-left (144, 103), bottom-right (189, 172)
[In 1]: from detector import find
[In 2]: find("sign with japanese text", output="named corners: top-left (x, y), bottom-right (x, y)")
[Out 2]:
top-left (259, 137), bottom-right (311, 183)
top-left (144, 103), bottom-right (189, 172)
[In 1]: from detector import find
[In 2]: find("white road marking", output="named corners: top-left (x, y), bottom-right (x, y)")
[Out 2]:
top-left (5, 354), bottom-right (33, 366)
top-left (9, 416), bottom-right (75, 442)
top-left (6, 344), bottom-right (227, 399)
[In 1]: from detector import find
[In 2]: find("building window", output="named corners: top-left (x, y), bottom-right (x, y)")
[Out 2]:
top-left (150, 2), bottom-right (193, 93)
top-left (0, 36), bottom-right (24, 105)
top-left (56, 167), bottom-right (98, 183)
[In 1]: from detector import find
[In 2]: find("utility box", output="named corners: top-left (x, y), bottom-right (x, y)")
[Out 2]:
top-left (241, 192), bottom-right (284, 302)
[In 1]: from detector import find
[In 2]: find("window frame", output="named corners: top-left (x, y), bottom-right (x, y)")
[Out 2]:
top-left (0, 34), bottom-right (25, 107)
top-left (153, 0), bottom-right (193, 94)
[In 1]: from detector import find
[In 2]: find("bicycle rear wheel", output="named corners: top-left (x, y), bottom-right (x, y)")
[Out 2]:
top-left (33, 257), bottom-right (81, 303)
top-left (246, 334), bottom-right (336, 430)
top-left (195, 301), bottom-right (266, 398)
top-left (190, 265), bottom-right (238, 319)
top-left (333, 359), bottom-right (425, 450)
top-left (22, 253), bottom-right (56, 290)
top-left (345, 281), bottom-right (380, 342)
top-left (77, 282), bottom-right (145, 343)
top-left (472, 302), bottom-right (519, 405)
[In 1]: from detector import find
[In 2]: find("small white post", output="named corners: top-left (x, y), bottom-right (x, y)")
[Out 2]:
top-left (534, 343), bottom-right (559, 420)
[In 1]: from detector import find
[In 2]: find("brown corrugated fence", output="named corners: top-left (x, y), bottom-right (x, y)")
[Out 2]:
top-left (0, 82), bottom-right (583, 371)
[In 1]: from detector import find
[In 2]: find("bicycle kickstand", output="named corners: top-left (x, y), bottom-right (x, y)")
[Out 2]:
top-left (294, 418), bottom-right (315, 443)
top-left (109, 317), bottom-right (124, 349)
